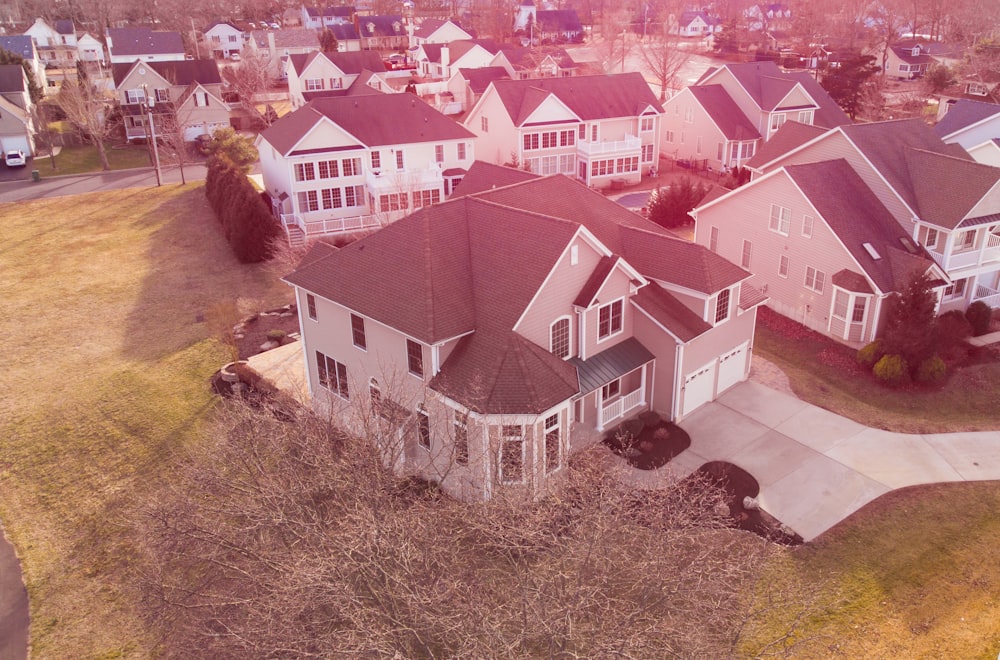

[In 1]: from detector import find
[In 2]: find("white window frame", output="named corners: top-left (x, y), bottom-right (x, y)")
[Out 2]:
top-left (544, 413), bottom-right (561, 474)
top-left (769, 204), bottom-right (791, 235)
top-left (778, 254), bottom-right (789, 278)
top-left (416, 404), bottom-right (431, 450)
top-left (802, 214), bottom-right (814, 238)
top-left (499, 424), bottom-right (525, 484)
top-left (804, 266), bottom-right (826, 293)
top-left (714, 288), bottom-right (731, 324)
top-left (741, 239), bottom-right (752, 269)
top-left (597, 298), bottom-right (624, 341)
top-left (550, 316), bottom-right (571, 359)
top-left (710, 226), bottom-right (719, 252)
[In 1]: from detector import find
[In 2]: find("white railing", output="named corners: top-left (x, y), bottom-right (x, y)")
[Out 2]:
top-left (578, 134), bottom-right (641, 156)
top-left (365, 165), bottom-right (444, 194)
top-left (943, 232), bottom-right (1000, 271)
top-left (974, 284), bottom-right (1000, 309)
top-left (281, 212), bottom-right (381, 236)
top-left (601, 388), bottom-right (644, 427)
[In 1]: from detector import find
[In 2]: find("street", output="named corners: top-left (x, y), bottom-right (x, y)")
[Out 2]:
top-left (0, 163), bottom-right (209, 204)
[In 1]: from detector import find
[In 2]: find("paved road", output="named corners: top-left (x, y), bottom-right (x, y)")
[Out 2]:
top-left (0, 163), bottom-right (208, 204)
top-left (0, 522), bottom-right (28, 660)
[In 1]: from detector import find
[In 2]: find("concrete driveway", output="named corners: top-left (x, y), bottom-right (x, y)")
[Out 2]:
top-left (673, 381), bottom-right (1000, 541)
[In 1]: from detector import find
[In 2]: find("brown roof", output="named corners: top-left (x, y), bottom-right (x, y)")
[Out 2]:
top-left (288, 50), bottom-right (386, 76)
top-left (489, 72), bottom-right (661, 126)
top-left (450, 160), bottom-right (540, 198)
top-left (746, 120), bottom-right (827, 169)
top-left (905, 148), bottom-right (1000, 229)
top-left (632, 282), bottom-right (712, 342)
top-left (689, 85), bottom-right (760, 141)
top-left (259, 93), bottom-right (475, 155)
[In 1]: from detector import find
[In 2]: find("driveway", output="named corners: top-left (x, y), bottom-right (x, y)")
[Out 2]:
top-left (0, 522), bottom-right (28, 660)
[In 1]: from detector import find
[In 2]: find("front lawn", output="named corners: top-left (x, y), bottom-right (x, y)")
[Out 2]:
top-left (0, 184), bottom-right (289, 657)
top-left (753, 307), bottom-right (1000, 433)
top-left (36, 143), bottom-right (155, 176)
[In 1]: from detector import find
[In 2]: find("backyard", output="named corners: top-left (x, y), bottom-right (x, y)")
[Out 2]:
top-left (1, 184), bottom-right (999, 656)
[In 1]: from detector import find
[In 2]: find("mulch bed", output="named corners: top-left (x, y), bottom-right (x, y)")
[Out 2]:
top-left (603, 412), bottom-right (691, 470)
top-left (694, 461), bottom-right (802, 546)
top-left (234, 304), bottom-right (301, 359)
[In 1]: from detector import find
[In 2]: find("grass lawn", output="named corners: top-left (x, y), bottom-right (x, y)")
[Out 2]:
top-left (35, 143), bottom-right (155, 176)
top-left (0, 183), bottom-right (289, 657)
top-left (754, 308), bottom-right (1000, 433)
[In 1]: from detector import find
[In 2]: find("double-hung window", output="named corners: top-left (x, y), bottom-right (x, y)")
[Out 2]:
top-left (316, 351), bottom-right (349, 399)
top-left (350, 313), bottom-right (366, 349)
top-left (598, 299), bottom-right (623, 340)
top-left (804, 266), bottom-right (826, 293)
top-left (295, 162), bottom-right (316, 182)
top-left (406, 339), bottom-right (423, 377)
top-left (544, 414), bottom-right (561, 474)
top-left (769, 204), bottom-right (791, 235)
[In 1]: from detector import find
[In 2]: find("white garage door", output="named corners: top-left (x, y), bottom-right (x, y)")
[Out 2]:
top-left (717, 341), bottom-right (749, 393)
top-left (682, 360), bottom-right (717, 417)
top-left (1, 135), bottom-right (30, 156)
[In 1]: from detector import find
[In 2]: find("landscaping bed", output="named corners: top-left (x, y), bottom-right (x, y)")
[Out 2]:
top-left (602, 411), bottom-right (691, 469)
top-left (233, 303), bottom-right (300, 359)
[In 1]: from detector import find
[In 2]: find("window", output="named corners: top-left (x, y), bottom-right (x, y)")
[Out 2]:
top-left (297, 190), bottom-right (319, 212)
top-left (769, 204), bottom-right (791, 235)
top-left (833, 289), bottom-right (849, 320)
top-left (770, 113), bottom-right (786, 131)
top-left (944, 278), bottom-right (967, 299)
top-left (457, 142), bottom-right (466, 159)
top-left (852, 298), bottom-right (866, 323)
top-left (523, 133), bottom-right (539, 150)
top-left (538, 155), bottom-right (558, 174)
top-left (193, 92), bottom-right (208, 107)
top-left (330, 77), bottom-right (343, 89)
top-left (540, 131), bottom-right (558, 149)
top-left (642, 144), bottom-right (654, 162)
top-left (321, 187), bottom-right (343, 209)
top-left (578, 124), bottom-right (586, 139)
top-left (779, 255), bottom-right (789, 278)
top-left (684, 106), bottom-right (694, 123)
top-left (453, 410), bottom-right (469, 465)
top-left (379, 193), bottom-right (408, 212)
top-left (350, 313), bottom-right (366, 349)
top-left (370, 151), bottom-right (380, 170)
top-left (345, 185), bottom-right (364, 207)
top-left (318, 159), bottom-right (339, 178)
top-left (369, 378), bottom-right (381, 415)
top-left (412, 189), bottom-right (441, 208)
top-left (544, 413), bottom-right (561, 474)
top-left (740, 141), bottom-right (755, 159)
top-left (919, 226), bottom-right (940, 250)
top-left (154, 88), bottom-right (169, 103)
top-left (395, 150), bottom-right (404, 170)
top-left (559, 154), bottom-right (576, 173)
top-left (559, 129), bottom-right (575, 146)
top-left (666, 129), bottom-right (674, 142)
top-left (126, 88), bottom-right (145, 104)
top-left (715, 288), bottom-right (730, 323)
top-left (406, 339), bottom-right (423, 377)
top-left (804, 266), bottom-right (826, 293)
top-left (306, 293), bottom-right (317, 320)
top-left (550, 318), bottom-right (570, 359)
top-left (295, 162), bottom-right (316, 181)
top-left (798, 110), bottom-right (812, 123)
top-left (598, 299), bottom-right (623, 339)
top-left (417, 405), bottom-right (430, 449)
top-left (342, 157), bottom-right (361, 176)
top-left (305, 78), bottom-right (324, 90)
top-left (500, 425), bottom-right (524, 484)
top-left (591, 125), bottom-right (598, 141)
top-left (481, 116), bottom-right (488, 132)
top-left (640, 116), bottom-right (654, 132)
top-left (602, 379), bottom-right (620, 400)
top-left (960, 230), bottom-right (976, 249)
top-left (741, 240), bottom-right (752, 269)
top-left (802, 214), bottom-right (814, 238)
top-left (316, 351), bottom-right (349, 399)
top-left (710, 226), bottom-right (719, 252)
top-left (435, 144), bottom-right (444, 162)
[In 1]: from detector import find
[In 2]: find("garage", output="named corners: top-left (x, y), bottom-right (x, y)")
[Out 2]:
top-left (183, 122), bottom-right (228, 142)
top-left (682, 360), bottom-right (717, 417)
top-left (1, 134), bottom-right (32, 157)
top-left (717, 341), bottom-right (749, 393)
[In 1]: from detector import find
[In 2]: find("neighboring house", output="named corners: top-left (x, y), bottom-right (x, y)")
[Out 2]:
top-left (286, 50), bottom-right (386, 108)
top-left (661, 60), bottom-right (850, 171)
top-left (355, 15), bottom-right (407, 51)
top-left (412, 18), bottom-right (473, 46)
top-left (745, 118), bottom-right (1000, 312)
top-left (514, 1), bottom-right (584, 43)
top-left (498, 44), bottom-right (579, 79)
top-left (107, 28), bottom-right (185, 64)
top-left (283, 173), bottom-right (760, 501)
top-left (692, 159), bottom-right (943, 343)
top-left (464, 72), bottom-right (662, 187)
top-left (256, 93), bottom-right (476, 245)
top-left (77, 32), bottom-right (105, 64)
top-left (0, 64), bottom-right (34, 155)
top-left (447, 66), bottom-right (510, 113)
top-left (204, 21), bottom-right (245, 59)
top-left (113, 59), bottom-right (230, 142)
top-left (935, 98), bottom-right (1000, 160)
top-left (24, 17), bottom-right (77, 68)
top-left (885, 43), bottom-right (933, 80)
top-left (301, 5), bottom-right (354, 29)
top-left (413, 39), bottom-right (500, 79)
top-left (323, 23), bottom-right (362, 52)
top-left (248, 29), bottom-right (321, 78)
top-left (0, 35), bottom-right (45, 92)
top-left (674, 11), bottom-right (720, 38)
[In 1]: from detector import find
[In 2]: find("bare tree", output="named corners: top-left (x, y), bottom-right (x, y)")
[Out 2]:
top-left (637, 19), bottom-right (692, 101)
top-left (155, 110), bottom-right (192, 185)
top-left (221, 49), bottom-right (275, 128)
top-left (54, 77), bottom-right (116, 171)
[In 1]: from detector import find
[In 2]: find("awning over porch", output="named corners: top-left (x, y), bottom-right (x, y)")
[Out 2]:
top-left (569, 337), bottom-right (655, 394)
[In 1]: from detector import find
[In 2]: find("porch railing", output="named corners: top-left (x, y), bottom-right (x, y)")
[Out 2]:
top-left (974, 284), bottom-right (1000, 309)
top-left (281, 212), bottom-right (382, 236)
top-left (601, 388), bottom-right (644, 427)
top-left (578, 134), bottom-right (641, 156)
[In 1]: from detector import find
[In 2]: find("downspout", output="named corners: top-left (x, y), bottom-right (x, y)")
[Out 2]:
top-left (671, 342), bottom-right (683, 421)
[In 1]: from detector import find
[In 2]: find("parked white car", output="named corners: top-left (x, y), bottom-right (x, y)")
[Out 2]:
top-left (5, 150), bottom-right (25, 167)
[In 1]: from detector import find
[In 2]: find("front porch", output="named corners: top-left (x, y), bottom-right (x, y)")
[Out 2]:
top-left (569, 337), bottom-right (655, 439)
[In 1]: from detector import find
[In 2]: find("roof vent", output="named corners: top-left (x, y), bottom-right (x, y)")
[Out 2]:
top-left (899, 236), bottom-right (917, 253)
top-left (862, 242), bottom-right (881, 260)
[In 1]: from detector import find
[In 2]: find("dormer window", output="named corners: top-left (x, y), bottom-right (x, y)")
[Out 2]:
top-left (911, 46), bottom-right (921, 56)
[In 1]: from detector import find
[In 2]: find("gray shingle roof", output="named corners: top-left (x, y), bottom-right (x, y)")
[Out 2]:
top-left (457, 66), bottom-right (510, 94)
top-left (935, 98), bottom-right (1000, 138)
top-left (251, 28), bottom-right (319, 49)
top-left (491, 72), bottom-right (661, 125)
top-left (0, 65), bottom-right (25, 93)
top-left (449, 160), bottom-right (539, 197)
top-left (112, 59), bottom-right (222, 88)
top-left (289, 50), bottom-right (384, 76)
top-left (689, 85), bottom-right (760, 140)
top-left (904, 148), bottom-right (1000, 229)
top-left (746, 120), bottom-right (827, 169)
top-left (0, 35), bottom-right (35, 60)
top-left (632, 283), bottom-right (712, 342)
top-left (108, 28), bottom-right (184, 57)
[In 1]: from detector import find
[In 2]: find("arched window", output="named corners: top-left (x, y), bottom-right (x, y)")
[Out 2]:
top-left (550, 317), bottom-right (570, 359)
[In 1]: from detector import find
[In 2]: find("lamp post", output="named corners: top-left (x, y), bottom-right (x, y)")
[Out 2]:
top-left (141, 84), bottom-right (162, 187)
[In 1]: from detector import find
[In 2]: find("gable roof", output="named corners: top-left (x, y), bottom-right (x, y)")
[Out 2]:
top-left (112, 59), bottom-right (222, 88)
top-left (422, 39), bottom-right (500, 64)
top-left (356, 15), bottom-right (405, 37)
top-left (288, 50), bottom-right (385, 76)
top-left (489, 72), bottom-right (661, 125)
top-left (0, 35), bottom-right (35, 60)
top-left (327, 23), bottom-right (360, 40)
top-left (935, 98), bottom-right (1000, 138)
top-left (746, 120), bottom-right (827, 168)
top-left (54, 19), bottom-right (75, 35)
top-left (535, 9), bottom-right (583, 33)
top-left (259, 93), bottom-right (475, 155)
top-left (250, 28), bottom-right (319, 49)
top-left (784, 71), bottom-right (852, 127)
top-left (457, 66), bottom-right (510, 94)
top-left (413, 18), bottom-right (471, 40)
top-left (450, 160), bottom-right (540, 197)
top-left (632, 282), bottom-right (712, 342)
top-left (0, 65), bottom-right (26, 94)
top-left (205, 21), bottom-right (241, 33)
top-left (107, 28), bottom-right (184, 56)
top-left (678, 10), bottom-right (719, 28)
top-left (784, 159), bottom-right (934, 293)
top-left (904, 148), bottom-right (1000, 229)
top-left (689, 85), bottom-right (760, 140)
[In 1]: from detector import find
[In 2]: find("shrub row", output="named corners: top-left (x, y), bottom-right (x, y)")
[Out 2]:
top-left (205, 155), bottom-right (282, 263)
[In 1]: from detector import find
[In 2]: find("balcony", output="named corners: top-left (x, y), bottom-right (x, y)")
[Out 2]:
top-left (365, 163), bottom-right (444, 195)
top-left (974, 284), bottom-right (1000, 309)
top-left (941, 232), bottom-right (1000, 272)
top-left (281, 212), bottom-right (382, 238)
top-left (577, 133), bottom-right (641, 157)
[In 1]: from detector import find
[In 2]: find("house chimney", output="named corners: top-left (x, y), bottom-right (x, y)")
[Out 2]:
top-left (441, 44), bottom-right (450, 71)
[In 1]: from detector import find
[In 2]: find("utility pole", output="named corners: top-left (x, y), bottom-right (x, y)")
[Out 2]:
top-left (142, 84), bottom-right (162, 187)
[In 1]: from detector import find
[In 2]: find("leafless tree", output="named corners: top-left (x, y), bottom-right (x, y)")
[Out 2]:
top-left (221, 49), bottom-right (275, 128)
top-left (154, 108), bottom-right (194, 185)
top-left (132, 395), bottom-right (821, 658)
top-left (637, 20), bottom-right (693, 101)
top-left (54, 77), bottom-right (116, 171)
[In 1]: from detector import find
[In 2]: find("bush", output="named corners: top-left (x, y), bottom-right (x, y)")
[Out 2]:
top-left (935, 310), bottom-right (972, 348)
top-left (873, 354), bottom-right (909, 386)
top-left (965, 301), bottom-right (993, 337)
top-left (647, 177), bottom-right (709, 229)
top-left (266, 329), bottom-right (287, 341)
top-left (856, 339), bottom-right (884, 367)
top-left (205, 155), bottom-right (282, 263)
top-left (916, 355), bottom-right (947, 384)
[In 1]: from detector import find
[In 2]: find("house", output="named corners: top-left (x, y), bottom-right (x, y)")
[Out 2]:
top-left (674, 11), bottom-right (720, 38)
top-left (204, 22), bottom-right (245, 60)
top-left (935, 98), bottom-right (1000, 162)
top-left (0, 35), bottom-right (46, 92)
top-left (322, 23), bottom-right (363, 52)
top-left (256, 93), bottom-right (476, 245)
top-left (248, 29), bottom-right (321, 78)
top-left (692, 159), bottom-right (944, 343)
top-left (107, 28), bottom-right (186, 64)
top-left (112, 59), bottom-right (230, 142)
top-left (77, 32), bottom-right (105, 65)
top-left (447, 66), bottom-right (510, 113)
top-left (660, 61), bottom-right (850, 171)
top-left (412, 18), bottom-right (473, 46)
top-left (885, 43), bottom-right (933, 80)
top-left (413, 39), bottom-right (501, 80)
top-left (285, 50), bottom-right (386, 108)
top-left (745, 118), bottom-right (1000, 312)
top-left (0, 64), bottom-right (34, 155)
top-left (24, 17), bottom-right (77, 68)
top-left (514, 1), bottom-right (584, 43)
top-left (498, 45), bottom-right (580, 79)
top-left (283, 173), bottom-right (760, 500)
top-left (464, 72), bottom-right (662, 187)
top-left (301, 5), bottom-right (355, 29)
top-left (355, 15), bottom-right (408, 51)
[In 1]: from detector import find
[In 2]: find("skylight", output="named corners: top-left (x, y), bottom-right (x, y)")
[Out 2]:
top-left (862, 242), bottom-right (881, 260)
